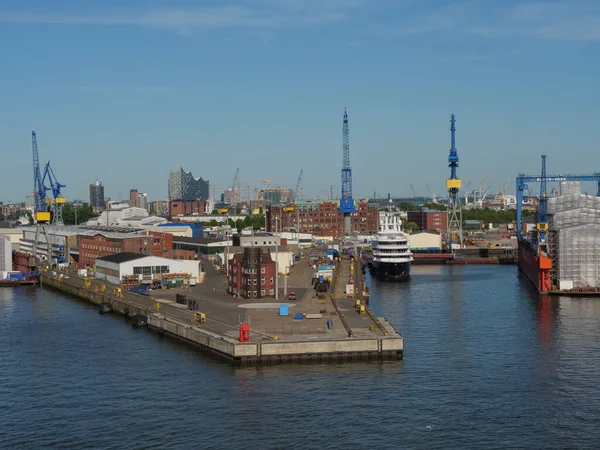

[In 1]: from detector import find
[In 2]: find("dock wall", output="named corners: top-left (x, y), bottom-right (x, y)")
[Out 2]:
top-left (41, 274), bottom-right (403, 364)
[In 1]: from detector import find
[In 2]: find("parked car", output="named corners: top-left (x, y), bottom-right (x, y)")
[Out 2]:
top-left (288, 292), bottom-right (297, 301)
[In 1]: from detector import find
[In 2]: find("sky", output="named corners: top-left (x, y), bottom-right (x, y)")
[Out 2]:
top-left (1, 0), bottom-right (600, 204)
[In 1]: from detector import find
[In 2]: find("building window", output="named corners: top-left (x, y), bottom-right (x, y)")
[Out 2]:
top-left (269, 289), bottom-right (274, 295)
top-left (142, 266), bottom-right (152, 275)
top-left (270, 277), bottom-right (273, 283)
top-left (133, 267), bottom-right (142, 274)
top-left (261, 277), bottom-right (265, 284)
top-left (261, 267), bottom-right (265, 274)
top-left (254, 279), bottom-right (257, 285)
top-left (253, 291), bottom-right (257, 297)
top-left (261, 289), bottom-right (265, 296)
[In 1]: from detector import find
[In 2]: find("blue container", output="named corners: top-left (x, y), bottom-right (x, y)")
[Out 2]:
top-left (294, 313), bottom-right (303, 320)
top-left (279, 305), bottom-right (289, 316)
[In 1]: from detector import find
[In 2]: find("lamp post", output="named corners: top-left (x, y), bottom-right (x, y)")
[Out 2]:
top-left (275, 215), bottom-right (279, 300)
top-left (225, 214), bottom-right (230, 290)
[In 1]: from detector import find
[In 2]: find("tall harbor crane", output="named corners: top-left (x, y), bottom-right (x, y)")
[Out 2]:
top-left (31, 131), bottom-right (52, 263)
top-left (446, 114), bottom-right (463, 249)
top-left (339, 107), bottom-right (355, 235)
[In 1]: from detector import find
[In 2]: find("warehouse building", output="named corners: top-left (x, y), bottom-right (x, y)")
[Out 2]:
top-left (267, 200), bottom-right (379, 238)
top-left (94, 253), bottom-right (201, 286)
top-left (408, 232), bottom-right (442, 250)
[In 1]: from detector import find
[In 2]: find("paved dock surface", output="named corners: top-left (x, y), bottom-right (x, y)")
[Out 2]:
top-left (51, 250), bottom-right (392, 343)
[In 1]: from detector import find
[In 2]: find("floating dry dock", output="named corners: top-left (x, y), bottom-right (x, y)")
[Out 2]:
top-left (40, 256), bottom-right (403, 364)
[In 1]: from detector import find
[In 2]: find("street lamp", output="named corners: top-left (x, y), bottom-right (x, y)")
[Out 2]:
top-left (225, 214), bottom-right (230, 290)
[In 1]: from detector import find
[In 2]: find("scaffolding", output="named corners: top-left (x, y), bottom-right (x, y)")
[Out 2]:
top-left (548, 182), bottom-right (600, 289)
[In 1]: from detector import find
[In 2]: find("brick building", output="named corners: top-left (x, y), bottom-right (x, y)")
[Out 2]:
top-left (228, 247), bottom-right (276, 299)
top-left (407, 208), bottom-right (448, 232)
top-left (79, 230), bottom-right (194, 267)
top-left (266, 200), bottom-right (379, 238)
top-left (169, 200), bottom-right (206, 217)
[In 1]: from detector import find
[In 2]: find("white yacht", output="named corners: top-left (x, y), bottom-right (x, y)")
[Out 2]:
top-left (371, 214), bottom-right (413, 280)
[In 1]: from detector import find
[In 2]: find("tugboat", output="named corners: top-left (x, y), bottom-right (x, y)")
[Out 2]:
top-left (371, 214), bottom-right (413, 280)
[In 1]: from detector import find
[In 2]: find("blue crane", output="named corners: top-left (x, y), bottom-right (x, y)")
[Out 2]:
top-left (447, 114), bottom-right (460, 206)
top-left (516, 162), bottom-right (600, 241)
top-left (32, 131), bottom-right (50, 223)
top-left (339, 107), bottom-right (355, 235)
top-left (446, 114), bottom-right (463, 249)
top-left (42, 161), bottom-right (66, 201)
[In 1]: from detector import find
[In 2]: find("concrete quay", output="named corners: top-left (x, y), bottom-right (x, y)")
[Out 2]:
top-left (40, 251), bottom-right (403, 364)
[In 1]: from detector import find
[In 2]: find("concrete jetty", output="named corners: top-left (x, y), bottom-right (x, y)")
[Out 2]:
top-left (40, 251), bottom-right (403, 364)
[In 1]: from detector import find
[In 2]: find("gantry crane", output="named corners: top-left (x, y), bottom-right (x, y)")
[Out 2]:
top-left (446, 114), bottom-right (463, 250)
top-left (338, 107), bottom-right (355, 236)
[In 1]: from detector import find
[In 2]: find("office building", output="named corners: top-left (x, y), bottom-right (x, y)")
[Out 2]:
top-left (89, 180), bottom-right (105, 211)
top-left (168, 168), bottom-right (209, 202)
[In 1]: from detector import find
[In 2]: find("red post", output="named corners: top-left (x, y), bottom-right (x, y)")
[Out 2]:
top-left (239, 323), bottom-right (250, 342)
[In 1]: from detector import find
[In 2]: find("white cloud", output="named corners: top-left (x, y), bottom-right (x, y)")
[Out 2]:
top-left (0, 4), bottom-right (348, 32)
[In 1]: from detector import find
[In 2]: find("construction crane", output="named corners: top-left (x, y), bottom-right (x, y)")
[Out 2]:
top-left (426, 184), bottom-right (438, 204)
top-left (463, 180), bottom-right (472, 205)
top-left (294, 169), bottom-right (303, 201)
top-left (446, 114), bottom-right (463, 250)
top-left (228, 168), bottom-right (239, 205)
top-left (409, 184), bottom-right (417, 199)
top-left (31, 131), bottom-right (52, 265)
top-left (42, 161), bottom-right (67, 225)
top-left (338, 107), bottom-right (355, 235)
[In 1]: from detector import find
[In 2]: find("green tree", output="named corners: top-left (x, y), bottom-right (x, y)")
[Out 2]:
top-left (405, 221), bottom-right (419, 233)
top-left (61, 203), bottom-right (98, 225)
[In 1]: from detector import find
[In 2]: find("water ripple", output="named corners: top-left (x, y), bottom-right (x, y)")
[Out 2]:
top-left (2, 266), bottom-right (600, 449)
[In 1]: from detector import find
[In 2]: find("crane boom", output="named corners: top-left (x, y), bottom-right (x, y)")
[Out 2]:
top-left (32, 131), bottom-right (50, 223)
top-left (294, 169), bottom-right (303, 200)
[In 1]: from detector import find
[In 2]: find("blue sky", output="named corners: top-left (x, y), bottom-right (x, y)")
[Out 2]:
top-left (1, 0), bottom-right (599, 204)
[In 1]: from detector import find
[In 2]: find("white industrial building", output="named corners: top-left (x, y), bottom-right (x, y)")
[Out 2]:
top-left (0, 237), bottom-right (12, 272)
top-left (408, 232), bottom-right (442, 250)
top-left (94, 253), bottom-right (201, 285)
top-left (0, 228), bottom-right (24, 251)
top-left (19, 226), bottom-right (80, 264)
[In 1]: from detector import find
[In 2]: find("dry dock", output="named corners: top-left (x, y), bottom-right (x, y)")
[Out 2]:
top-left (40, 252), bottom-right (403, 364)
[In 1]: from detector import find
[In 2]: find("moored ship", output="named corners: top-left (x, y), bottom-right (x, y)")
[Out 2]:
top-left (371, 214), bottom-right (413, 280)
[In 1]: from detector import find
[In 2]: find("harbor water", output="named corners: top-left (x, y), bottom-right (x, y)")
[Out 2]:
top-left (1, 265), bottom-right (599, 449)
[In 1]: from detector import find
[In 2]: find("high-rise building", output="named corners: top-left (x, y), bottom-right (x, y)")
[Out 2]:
top-left (137, 192), bottom-right (148, 210)
top-left (130, 189), bottom-right (138, 207)
top-left (168, 168), bottom-right (209, 202)
top-left (89, 180), bottom-right (105, 211)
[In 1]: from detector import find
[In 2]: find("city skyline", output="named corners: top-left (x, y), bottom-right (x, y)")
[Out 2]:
top-left (1, 0), bottom-right (599, 203)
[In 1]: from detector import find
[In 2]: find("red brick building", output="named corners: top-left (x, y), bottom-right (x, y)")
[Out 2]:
top-left (266, 200), bottom-right (379, 238)
top-left (78, 230), bottom-right (194, 267)
top-left (228, 247), bottom-right (276, 299)
top-left (407, 209), bottom-right (448, 232)
top-left (169, 201), bottom-right (206, 217)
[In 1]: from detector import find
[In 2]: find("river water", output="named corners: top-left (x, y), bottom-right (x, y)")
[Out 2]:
top-left (1, 266), bottom-right (599, 449)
